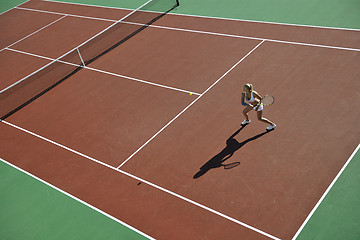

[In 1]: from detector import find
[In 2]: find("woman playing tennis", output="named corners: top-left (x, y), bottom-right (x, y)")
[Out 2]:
top-left (241, 83), bottom-right (276, 130)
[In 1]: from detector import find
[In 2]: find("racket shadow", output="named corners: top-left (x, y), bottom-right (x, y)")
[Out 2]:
top-left (193, 125), bottom-right (271, 179)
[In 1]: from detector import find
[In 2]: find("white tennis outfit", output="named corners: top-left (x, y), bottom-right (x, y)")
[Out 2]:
top-left (244, 92), bottom-right (263, 111)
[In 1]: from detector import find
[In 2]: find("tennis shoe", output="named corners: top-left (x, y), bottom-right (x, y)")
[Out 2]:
top-left (241, 120), bottom-right (251, 125)
top-left (266, 124), bottom-right (276, 131)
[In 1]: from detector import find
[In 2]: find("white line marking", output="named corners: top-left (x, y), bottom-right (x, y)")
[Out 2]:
top-left (1, 120), bottom-right (117, 169)
top-left (0, 157), bottom-right (155, 240)
top-left (291, 143), bottom-right (360, 240)
top-left (42, 0), bottom-right (360, 31)
top-left (124, 21), bottom-right (360, 52)
top-left (4, 47), bottom-right (201, 96)
top-left (16, 6), bottom-right (117, 22)
top-left (0, 58), bottom-right (59, 94)
top-left (14, 6), bottom-right (360, 52)
top-left (1, 119), bottom-right (280, 240)
top-left (86, 67), bottom-right (201, 96)
top-left (0, 0), bottom-right (153, 94)
top-left (0, 0), bottom-right (29, 16)
top-left (6, 2), bottom-right (359, 238)
top-left (167, 12), bottom-right (360, 32)
top-left (117, 40), bottom-right (265, 169)
top-left (70, 0), bottom-right (154, 52)
top-left (15, 6), bottom-right (65, 16)
top-left (42, 0), bottom-right (132, 11)
top-left (0, 14), bottom-right (67, 53)
top-left (5, 47), bottom-right (65, 62)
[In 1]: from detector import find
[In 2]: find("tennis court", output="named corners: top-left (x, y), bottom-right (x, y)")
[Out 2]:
top-left (1, 0), bottom-right (359, 239)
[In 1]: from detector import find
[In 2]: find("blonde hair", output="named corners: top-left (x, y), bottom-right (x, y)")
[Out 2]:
top-left (244, 83), bottom-right (253, 92)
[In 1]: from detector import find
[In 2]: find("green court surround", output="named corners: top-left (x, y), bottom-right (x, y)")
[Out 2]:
top-left (1, 1), bottom-right (359, 239)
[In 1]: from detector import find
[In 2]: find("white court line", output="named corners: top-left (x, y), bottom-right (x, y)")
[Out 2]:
top-left (168, 12), bottom-right (360, 32)
top-left (15, 6), bottom-right (65, 16)
top-left (14, 6), bottom-right (360, 52)
top-left (0, 157), bottom-right (155, 240)
top-left (0, 14), bottom-right (67, 53)
top-left (87, 67), bottom-right (200, 96)
top-left (0, 56), bottom-right (60, 94)
top-left (16, 6), bottom-right (116, 22)
top-left (65, 0), bottom-right (154, 53)
top-left (0, 0), bottom-right (153, 94)
top-left (0, 119), bottom-right (280, 240)
top-left (42, 0), bottom-right (360, 31)
top-left (4, 47), bottom-right (201, 96)
top-left (292, 143), bottom-right (360, 240)
top-left (4, 2), bottom-right (359, 239)
top-left (123, 21), bottom-right (360, 52)
top-left (117, 40), bottom-right (265, 168)
top-left (5, 48), bottom-right (68, 63)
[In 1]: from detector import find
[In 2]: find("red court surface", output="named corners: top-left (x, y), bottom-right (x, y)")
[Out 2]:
top-left (1, 1), bottom-right (360, 239)
top-left (155, 14), bottom-right (360, 50)
top-left (10, 15), bottom-right (112, 59)
top-left (0, 50), bottom-right (50, 90)
top-left (0, 7), bottom-right (61, 49)
top-left (0, 122), bottom-right (270, 240)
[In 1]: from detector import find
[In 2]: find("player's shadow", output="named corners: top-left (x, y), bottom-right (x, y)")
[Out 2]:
top-left (193, 125), bottom-right (271, 179)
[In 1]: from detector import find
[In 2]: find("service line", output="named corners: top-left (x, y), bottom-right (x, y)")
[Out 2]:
top-left (0, 14), bottom-right (67, 53)
top-left (4, 47), bottom-right (200, 96)
top-left (117, 40), bottom-right (266, 169)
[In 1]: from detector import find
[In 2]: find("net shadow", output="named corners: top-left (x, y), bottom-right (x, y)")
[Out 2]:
top-left (0, 0), bottom-right (179, 120)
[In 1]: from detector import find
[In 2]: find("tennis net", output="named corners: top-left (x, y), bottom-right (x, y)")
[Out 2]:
top-left (0, 0), bottom-right (179, 120)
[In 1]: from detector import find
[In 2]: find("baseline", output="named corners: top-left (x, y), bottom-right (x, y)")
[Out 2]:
top-left (43, 0), bottom-right (360, 31)
top-left (118, 41), bottom-right (360, 239)
top-left (0, 157), bottom-right (154, 240)
top-left (22, 0), bottom-right (130, 20)
top-left (5, 47), bottom-right (201, 95)
top-left (0, 120), bottom-right (279, 240)
top-left (17, 0), bottom-right (360, 50)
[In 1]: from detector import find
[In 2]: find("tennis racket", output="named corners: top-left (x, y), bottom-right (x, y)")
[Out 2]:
top-left (259, 95), bottom-right (275, 106)
top-left (223, 162), bottom-right (240, 169)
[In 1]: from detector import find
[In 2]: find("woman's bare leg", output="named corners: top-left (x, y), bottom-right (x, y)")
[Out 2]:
top-left (243, 106), bottom-right (252, 121)
top-left (257, 111), bottom-right (275, 125)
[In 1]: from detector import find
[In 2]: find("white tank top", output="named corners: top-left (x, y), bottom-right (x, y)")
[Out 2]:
top-left (244, 92), bottom-right (255, 103)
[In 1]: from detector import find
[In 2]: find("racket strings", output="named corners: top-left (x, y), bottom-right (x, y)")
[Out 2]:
top-left (261, 95), bottom-right (274, 106)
